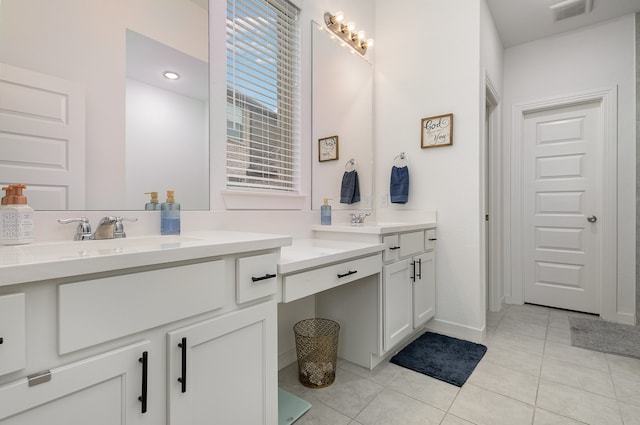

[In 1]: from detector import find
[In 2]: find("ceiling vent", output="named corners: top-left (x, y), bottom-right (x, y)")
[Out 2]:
top-left (550, 0), bottom-right (593, 22)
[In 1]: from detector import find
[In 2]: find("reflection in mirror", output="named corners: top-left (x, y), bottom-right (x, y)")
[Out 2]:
top-left (311, 22), bottom-right (373, 211)
top-left (0, 0), bottom-right (209, 211)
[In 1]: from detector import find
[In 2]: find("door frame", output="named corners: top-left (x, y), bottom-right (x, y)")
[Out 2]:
top-left (485, 75), bottom-right (503, 313)
top-left (508, 87), bottom-right (618, 322)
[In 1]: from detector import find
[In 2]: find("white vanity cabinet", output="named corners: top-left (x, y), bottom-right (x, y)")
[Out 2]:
top-left (167, 300), bottom-right (276, 425)
top-left (0, 232), bottom-right (289, 425)
top-left (0, 340), bottom-right (151, 424)
top-left (313, 223), bottom-right (437, 360)
top-left (0, 293), bottom-right (26, 376)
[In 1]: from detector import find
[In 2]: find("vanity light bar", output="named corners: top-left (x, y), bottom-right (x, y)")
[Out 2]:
top-left (323, 12), bottom-right (374, 56)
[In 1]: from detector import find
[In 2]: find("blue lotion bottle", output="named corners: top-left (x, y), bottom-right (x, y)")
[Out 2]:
top-left (161, 190), bottom-right (180, 235)
top-left (321, 198), bottom-right (332, 225)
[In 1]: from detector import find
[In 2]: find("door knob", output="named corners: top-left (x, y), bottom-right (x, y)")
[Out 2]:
top-left (587, 215), bottom-right (597, 223)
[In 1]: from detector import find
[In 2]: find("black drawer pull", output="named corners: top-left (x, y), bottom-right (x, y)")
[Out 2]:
top-left (389, 246), bottom-right (401, 251)
top-left (428, 238), bottom-right (437, 241)
top-left (337, 270), bottom-right (358, 278)
top-left (138, 351), bottom-right (148, 414)
top-left (251, 273), bottom-right (276, 283)
top-left (0, 337), bottom-right (3, 344)
top-left (178, 337), bottom-right (187, 393)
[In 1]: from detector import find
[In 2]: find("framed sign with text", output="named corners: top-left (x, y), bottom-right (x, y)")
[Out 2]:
top-left (318, 135), bottom-right (339, 161)
top-left (421, 113), bottom-right (453, 148)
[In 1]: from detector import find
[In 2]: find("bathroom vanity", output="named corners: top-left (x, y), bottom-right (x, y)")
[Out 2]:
top-left (279, 221), bottom-right (437, 370)
top-left (0, 231), bottom-right (290, 424)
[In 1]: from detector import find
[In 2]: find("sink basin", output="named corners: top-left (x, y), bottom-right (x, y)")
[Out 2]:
top-left (0, 235), bottom-right (207, 265)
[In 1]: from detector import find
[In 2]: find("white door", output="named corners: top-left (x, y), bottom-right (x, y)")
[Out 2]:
top-left (523, 101), bottom-right (600, 313)
top-left (383, 259), bottom-right (412, 351)
top-left (0, 63), bottom-right (85, 210)
top-left (412, 251), bottom-right (435, 328)
top-left (167, 301), bottom-right (277, 425)
top-left (0, 341), bottom-right (151, 424)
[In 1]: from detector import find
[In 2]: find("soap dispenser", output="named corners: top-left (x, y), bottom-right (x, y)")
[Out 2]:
top-left (0, 184), bottom-right (34, 245)
top-left (160, 190), bottom-right (180, 235)
top-left (321, 198), bottom-right (332, 225)
top-left (144, 192), bottom-right (160, 210)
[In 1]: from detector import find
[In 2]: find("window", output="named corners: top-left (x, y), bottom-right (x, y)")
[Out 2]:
top-left (226, 0), bottom-right (300, 192)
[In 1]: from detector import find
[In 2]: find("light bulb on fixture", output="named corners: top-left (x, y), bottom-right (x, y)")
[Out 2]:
top-left (163, 71), bottom-right (180, 80)
top-left (323, 11), bottom-right (373, 56)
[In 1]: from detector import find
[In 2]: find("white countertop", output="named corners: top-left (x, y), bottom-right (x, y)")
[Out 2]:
top-left (311, 221), bottom-right (436, 235)
top-left (278, 238), bottom-right (384, 274)
top-left (0, 230), bottom-right (292, 286)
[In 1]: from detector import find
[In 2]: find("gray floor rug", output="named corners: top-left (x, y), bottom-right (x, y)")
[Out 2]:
top-left (569, 316), bottom-right (640, 359)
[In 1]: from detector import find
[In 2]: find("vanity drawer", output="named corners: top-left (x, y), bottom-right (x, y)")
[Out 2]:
top-left (0, 293), bottom-right (26, 376)
top-left (399, 231), bottom-right (424, 258)
top-left (58, 260), bottom-right (226, 354)
top-left (425, 228), bottom-right (437, 251)
top-left (236, 252), bottom-right (278, 304)
top-left (382, 235), bottom-right (400, 262)
top-left (282, 254), bottom-right (381, 303)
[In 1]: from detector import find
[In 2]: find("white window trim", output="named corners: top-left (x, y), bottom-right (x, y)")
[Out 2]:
top-left (221, 189), bottom-right (307, 210)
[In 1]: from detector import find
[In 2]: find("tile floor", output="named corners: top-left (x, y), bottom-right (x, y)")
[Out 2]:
top-left (278, 303), bottom-right (640, 425)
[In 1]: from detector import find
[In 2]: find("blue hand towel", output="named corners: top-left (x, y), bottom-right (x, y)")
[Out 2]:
top-left (340, 170), bottom-right (361, 204)
top-left (390, 165), bottom-right (409, 204)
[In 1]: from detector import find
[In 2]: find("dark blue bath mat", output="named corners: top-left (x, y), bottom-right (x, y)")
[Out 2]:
top-left (390, 332), bottom-right (487, 387)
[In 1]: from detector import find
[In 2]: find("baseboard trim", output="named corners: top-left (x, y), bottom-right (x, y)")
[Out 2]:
top-left (426, 318), bottom-right (486, 344)
top-left (614, 312), bottom-right (637, 326)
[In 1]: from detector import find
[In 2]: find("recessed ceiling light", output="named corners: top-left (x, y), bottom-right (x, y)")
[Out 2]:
top-left (163, 71), bottom-right (180, 80)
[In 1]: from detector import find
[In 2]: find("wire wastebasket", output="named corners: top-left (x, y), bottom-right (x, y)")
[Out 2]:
top-left (293, 318), bottom-right (340, 388)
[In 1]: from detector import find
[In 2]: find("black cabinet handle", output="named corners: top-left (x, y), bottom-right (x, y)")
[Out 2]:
top-left (411, 261), bottom-right (416, 281)
top-left (428, 238), bottom-right (437, 241)
top-left (389, 246), bottom-right (401, 251)
top-left (178, 337), bottom-right (187, 393)
top-left (251, 273), bottom-right (276, 283)
top-left (138, 351), bottom-right (148, 414)
top-left (417, 259), bottom-right (422, 280)
top-left (337, 270), bottom-right (358, 278)
top-left (0, 337), bottom-right (3, 344)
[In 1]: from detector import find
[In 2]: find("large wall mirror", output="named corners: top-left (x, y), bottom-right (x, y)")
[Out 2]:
top-left (311, 22), bottom-right (373, 211)
top-left (0, 0), bottom-right (209, 211)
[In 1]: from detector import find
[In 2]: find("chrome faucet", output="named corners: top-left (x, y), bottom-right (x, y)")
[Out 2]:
top-left (58, 216), bottom-right (138, 240)
top-left (350, 212), bottom-right (371, 226)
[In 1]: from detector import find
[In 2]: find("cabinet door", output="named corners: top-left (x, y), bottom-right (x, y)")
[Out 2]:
top-left (412, 251), bottom-right (436, 328)
top-left (383, 260), bottom-right (412, 351)
top-left (167, 301), bottom-right (277, 425)
top-left (0, 340), bottom-right (151, 425)
top-left (0, 293), bottom-right (26, 376)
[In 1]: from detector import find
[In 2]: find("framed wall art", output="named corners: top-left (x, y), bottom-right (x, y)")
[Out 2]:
top-left (421, 113), bottom-right (453, 148)
top-left (318, 135), bottom-right (339, 161)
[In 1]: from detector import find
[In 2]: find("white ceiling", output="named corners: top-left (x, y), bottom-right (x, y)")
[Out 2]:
top-left (486, 0), bottom-right (640, 48)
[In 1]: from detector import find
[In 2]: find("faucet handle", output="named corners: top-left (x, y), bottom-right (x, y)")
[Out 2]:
top-left (113, 217), bottom-right (138, 238)
top-left (58, 217), bottom-right (93, 240)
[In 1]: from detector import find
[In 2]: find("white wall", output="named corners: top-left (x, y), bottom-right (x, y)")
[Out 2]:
top-left (125, 79), bottom-right (209, 210)
top-left (502, 15), bottom-right (636, 320)
top-left (374, 0), bottom-right (486, 340)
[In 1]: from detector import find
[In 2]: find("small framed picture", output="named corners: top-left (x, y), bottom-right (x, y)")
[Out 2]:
top-left (318, 135), bottom-right (339, 162)
top-left (421, 113), bottom-right (453, 148)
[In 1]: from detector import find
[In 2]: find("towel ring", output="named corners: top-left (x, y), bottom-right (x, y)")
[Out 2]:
top-left (345, 158), bottom-right (357, 172)
top-left (393, 152), bottom-right (408, 167)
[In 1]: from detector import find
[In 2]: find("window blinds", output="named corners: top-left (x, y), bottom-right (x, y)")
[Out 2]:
top-left (226, 0), bottom-right (301, 192)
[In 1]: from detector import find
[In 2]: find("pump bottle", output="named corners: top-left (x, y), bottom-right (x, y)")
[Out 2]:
top-left (1, 184), bottom-right (34, 245)
top-left (144, 192), bottom-right (160, 210)
top-left (160, 190), bottom-right (180, 235)
top-left (320, 198), bottom-right (332, 225)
